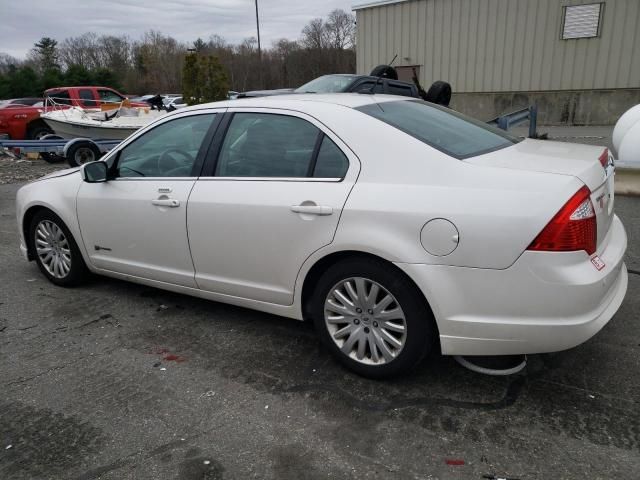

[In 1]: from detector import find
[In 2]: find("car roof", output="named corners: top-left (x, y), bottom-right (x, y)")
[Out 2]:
top-left (44, 86), bottom-right (118, 92)
top-left (185, 93), bottom-right (411, 111)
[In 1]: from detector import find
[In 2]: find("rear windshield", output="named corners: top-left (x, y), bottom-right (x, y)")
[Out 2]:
top-left (356, 100), bottom-right (519, 159)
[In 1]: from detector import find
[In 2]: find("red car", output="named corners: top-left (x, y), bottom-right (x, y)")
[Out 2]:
top-left (0, 86), bottom-right (145, 140)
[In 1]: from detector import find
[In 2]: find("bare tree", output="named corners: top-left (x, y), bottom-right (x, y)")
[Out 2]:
top-left (325, 9), bottom-right (355, 50)
top-left (301, 18), bottom-right (329, 50)
top-left (0, 53), bottom-right (20, 74)
top-left (59, 33), bottom-right (100, 70)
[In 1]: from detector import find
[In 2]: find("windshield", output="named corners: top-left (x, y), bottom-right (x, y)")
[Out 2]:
top-left (356, 100), bottom-right (519, 159)
top-left (295, 75), bottom-right (358, 93)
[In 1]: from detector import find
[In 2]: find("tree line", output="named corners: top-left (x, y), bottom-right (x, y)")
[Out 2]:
top-left (0, 9), bottom-right (355, 99)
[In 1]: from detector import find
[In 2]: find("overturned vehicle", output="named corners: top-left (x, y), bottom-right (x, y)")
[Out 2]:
top-left (238, 65), bottom-right (452, 106)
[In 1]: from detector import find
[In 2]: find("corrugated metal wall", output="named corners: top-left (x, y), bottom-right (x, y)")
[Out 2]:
top-left (355, 0), bottom-right (640, 92)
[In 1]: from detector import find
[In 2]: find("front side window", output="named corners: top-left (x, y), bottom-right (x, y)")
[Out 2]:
top-left (356, 100), bottom-right (518, 159)
top-left (215, 113), bottom-right (320, 177)
top-left (114, 114), bottom-right (215, 178)
top-left (98, 89), bottom-right (124, 104)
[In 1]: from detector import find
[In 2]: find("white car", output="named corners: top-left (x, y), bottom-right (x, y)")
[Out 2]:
top-left (162, 96), bottom-right (188, 110)
top-left (16, 94), bottom-right (628, 378)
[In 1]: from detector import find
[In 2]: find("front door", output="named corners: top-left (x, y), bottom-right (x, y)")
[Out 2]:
top-left (76, 111), bottom-right (219, 286)
top-left (188, 109), bottom-right (359, 305)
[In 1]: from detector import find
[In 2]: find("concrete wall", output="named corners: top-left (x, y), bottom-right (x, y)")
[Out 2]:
top-left (355, 0), bottom-right (640, 93)
top-left (451, 88), bottom-right (640, 125)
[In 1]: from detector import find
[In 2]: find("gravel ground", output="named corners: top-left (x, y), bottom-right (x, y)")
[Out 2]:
top-left (0, 153), bottom-right (67, 185)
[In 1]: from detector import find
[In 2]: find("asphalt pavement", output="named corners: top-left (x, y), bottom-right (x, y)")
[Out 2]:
top-left (0, 182), bottom-right (639, 480)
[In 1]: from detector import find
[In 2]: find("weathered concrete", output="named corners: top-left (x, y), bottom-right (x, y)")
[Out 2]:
top-left (1, 182), bottom-right (639, 480)
top-left (452, 89), bottom-right (640, 126)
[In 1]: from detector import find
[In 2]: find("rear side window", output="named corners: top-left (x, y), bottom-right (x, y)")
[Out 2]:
top-left (387, 82), bottom-right (414, 97)
top-left (79, 89), bottom-right (97, 107)
top-left (48, 90), bottom-right (71, 105)
top-left (216, 113), bottom-right (320, 177)
top-left (356, 100), bottom-right (518, 159)
top-left (313, 136), bottom-right (349, 178)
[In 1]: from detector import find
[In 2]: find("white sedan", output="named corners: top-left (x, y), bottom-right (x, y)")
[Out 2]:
top-left (16, 94), bottom-right (628, 378)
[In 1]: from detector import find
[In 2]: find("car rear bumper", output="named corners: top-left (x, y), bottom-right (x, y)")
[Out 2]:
top-left (396, 214), bottom-right (628, 356)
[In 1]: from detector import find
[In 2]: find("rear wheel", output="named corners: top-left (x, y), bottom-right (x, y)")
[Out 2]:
top-left (311, 258), bottom-right (435, 378)
top-left (29, 210), bottom-right (89, 286)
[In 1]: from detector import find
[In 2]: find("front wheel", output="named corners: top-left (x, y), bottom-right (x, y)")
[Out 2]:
top-left (29, 210), bottom-right (89, 286)
top-left (311, 258), bottom-right (436, 378)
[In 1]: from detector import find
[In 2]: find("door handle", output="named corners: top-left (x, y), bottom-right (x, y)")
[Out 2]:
top-left (290, 205), bottom-right (333, 215)
top-left (152, 198), bottom-right (180, 207)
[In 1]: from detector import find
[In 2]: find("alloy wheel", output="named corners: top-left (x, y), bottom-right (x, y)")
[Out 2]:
top-left (35, 220), bottom-right (72, 279)
top-left (324, 277), bottom-right (407, 365)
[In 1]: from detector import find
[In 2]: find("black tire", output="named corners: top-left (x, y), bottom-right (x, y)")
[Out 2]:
top-left (27, 123), bottom-right (53, 140)
top-left (66, 141), bottom-right (102, 167)
top-left (41, 153), bottom-right (66, 163)
top-left (311, 257), bottom-right (436, 378)
top-left (425, 80), bottom-right (452, 106)
top-left (28, 210), bottom-right (89, 287)
top-left (369, 64), bottom-right (398, 80)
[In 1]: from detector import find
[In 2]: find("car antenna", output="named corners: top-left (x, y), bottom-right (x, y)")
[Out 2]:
top-left (369, 54), bottom-right (398, 94)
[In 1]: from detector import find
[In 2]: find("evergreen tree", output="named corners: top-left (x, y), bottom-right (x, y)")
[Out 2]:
top-left (32, 37), bottom-right (60, 72)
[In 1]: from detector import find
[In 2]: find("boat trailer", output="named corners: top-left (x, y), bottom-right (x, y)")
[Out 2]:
top-left (0, 136), bottom-right (120, 167)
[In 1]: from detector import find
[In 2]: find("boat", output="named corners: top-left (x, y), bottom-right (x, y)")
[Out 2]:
top-left (41, 106), bottom-right (166, 140)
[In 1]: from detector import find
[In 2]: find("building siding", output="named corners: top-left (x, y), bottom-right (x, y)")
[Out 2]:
top-left (355, 0), bottom-right (640, 93)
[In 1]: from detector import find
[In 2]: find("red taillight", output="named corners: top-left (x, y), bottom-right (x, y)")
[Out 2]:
top-left (528, 185), bottom-right (597, 255)
top-left (598, 149), bottom-right (609, 168)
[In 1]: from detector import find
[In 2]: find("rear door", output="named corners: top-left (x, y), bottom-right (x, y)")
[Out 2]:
top-left (187, 108), bottom-right (360, 305)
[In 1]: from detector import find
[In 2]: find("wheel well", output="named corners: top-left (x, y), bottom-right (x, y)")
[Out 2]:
top-left (300, 250), bottom-right (436, 327)
top-left (27, 119), bottom-right (51, 134)
top-left (22, 206), bottom-right (49, 260)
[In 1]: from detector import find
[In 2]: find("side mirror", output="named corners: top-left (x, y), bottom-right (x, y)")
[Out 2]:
top-left (82, 161), bottom-right (109, 183)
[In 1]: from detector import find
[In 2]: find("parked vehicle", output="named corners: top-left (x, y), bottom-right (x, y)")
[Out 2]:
top-left (16, 94), bottom-right (627, 378)
top-left (0, 86), bottom-right (144, 140)
top-left (0, 104), bottom-right (52, 140)
top-left (162, 96), bottom-right (188, 109)
top-left (128, 94), bottom-right (157, 104)
top-left (239, 75), bottom-right (421, 99)
top-left (44, 86), bottom-right (147, 108)
top-left (0, 97), bottom-right (43, 107)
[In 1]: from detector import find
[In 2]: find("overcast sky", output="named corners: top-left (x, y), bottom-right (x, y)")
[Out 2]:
top-left (1, 0), bottom-right (356, 59)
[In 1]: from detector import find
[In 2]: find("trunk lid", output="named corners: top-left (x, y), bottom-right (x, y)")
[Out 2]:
top-left (468, 139), bottom-right (614, 247)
